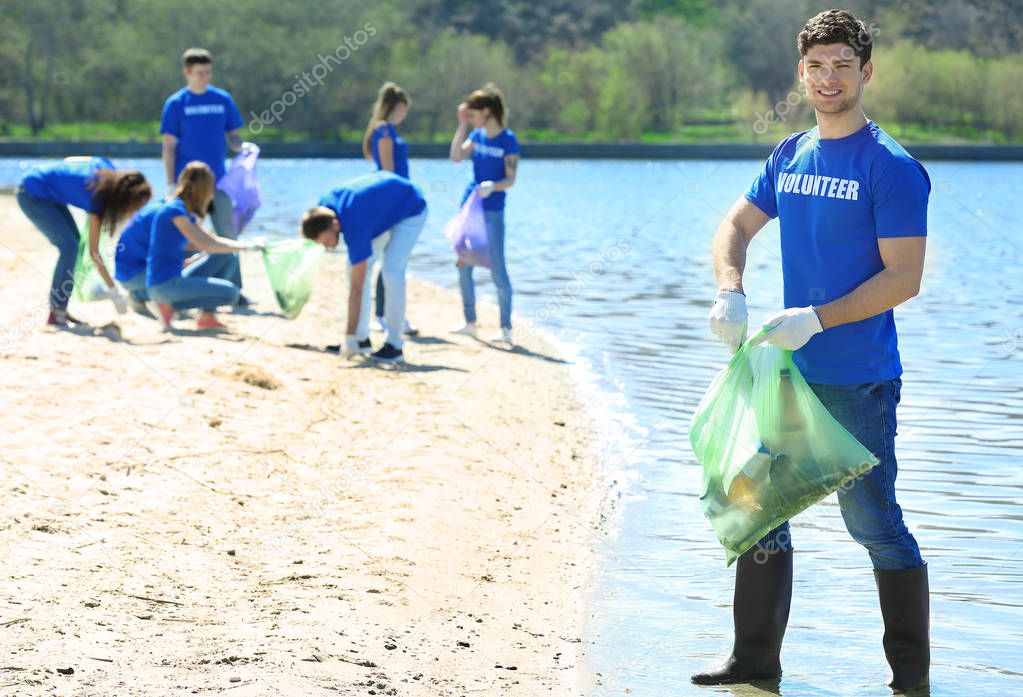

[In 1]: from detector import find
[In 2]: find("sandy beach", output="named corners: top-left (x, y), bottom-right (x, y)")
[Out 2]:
top-left (0, 194), bottom-right (602, 696)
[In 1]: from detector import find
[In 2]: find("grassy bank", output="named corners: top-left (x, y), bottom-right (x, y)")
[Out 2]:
top-left (3, 120), bottom-right (1019, 146)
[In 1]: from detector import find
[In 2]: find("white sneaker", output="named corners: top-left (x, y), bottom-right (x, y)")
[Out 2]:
top-left (493, 328), bottom-right (513, 345)
top-left (374, 316), bottom-right (386, 333)
top-left (450, 322), bottom-right (478, 338)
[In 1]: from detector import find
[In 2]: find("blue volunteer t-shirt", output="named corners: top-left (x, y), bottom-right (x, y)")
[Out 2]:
top-left (745, 121), bottom-right (930, 384)
top-left (20, 157), bottom-right (115, 212)
top-left (318, 171), bottom-right (427, 265)
top-left (160, 86), bottom-right (243, 181)
top-left (462, 127), bottom-right (520, 211)
top-left (371, 123), bottom-right (409, 179)
top-left (146, 197), bottom-right (196, 287)
top-left (115, 200), bottom-right (163, 282)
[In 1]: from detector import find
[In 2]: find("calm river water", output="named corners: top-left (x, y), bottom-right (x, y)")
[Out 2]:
top-left (3, 155), bottom-right (1021, 696)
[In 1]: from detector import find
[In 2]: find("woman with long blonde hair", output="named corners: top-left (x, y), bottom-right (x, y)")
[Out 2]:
top-left (145, 161), bottom-right (262, 330)
top-left (363, 81), bottom-right (410, 178)
top-left (362, 81), bottom-right (419, 335)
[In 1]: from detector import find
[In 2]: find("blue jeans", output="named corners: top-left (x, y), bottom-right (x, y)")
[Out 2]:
top-left (209, 188), bottom-right (242, 289)
top-left (458, 209), bottom-right (512, 329)
top-left (754, 378), bottom-right (924, 571)
top-left (147, 252), bottom-right (240, 312)
top-left (120, 271), bottom-right (148, 303)
top-left (354, 209), bottom-right (426, 349)
top-left (16, 186), bottom-right (79, 310)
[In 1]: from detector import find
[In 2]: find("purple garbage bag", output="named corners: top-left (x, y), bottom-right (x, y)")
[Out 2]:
top-left (443, 190), bottom-right (490, 268)
top-left (216, 143), bottom-right (262, 234)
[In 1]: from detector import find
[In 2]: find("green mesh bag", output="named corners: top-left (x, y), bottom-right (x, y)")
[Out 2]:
top-left (71, 218), bottom-right (114, 302)
top-left (690, 329), bottom-right (880, 565)
top-left (262, 239), bottom-right (325, 319)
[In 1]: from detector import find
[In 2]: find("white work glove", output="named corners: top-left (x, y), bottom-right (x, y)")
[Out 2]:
top-left (343, 334), bottom-right (360, 358)
top-left (109, 286), bottom-right (128, 315)
top-left (241, 141), bottom-right (257, 153)
top-left (478, 180), bottom-right (495, 198)
top-left (245, 237), bottom-right (268, 252)
top-left (708, 290), bottom-right (748, 353)
top-left (757, 306), bottom-right (824, 350)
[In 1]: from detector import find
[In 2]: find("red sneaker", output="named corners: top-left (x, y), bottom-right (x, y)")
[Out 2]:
top-left (46, 309), bottom-right (84, 327)
top-left (147, 302), bottom-right (174, 328)
top-left (196, 313), bottom-right (228, 330)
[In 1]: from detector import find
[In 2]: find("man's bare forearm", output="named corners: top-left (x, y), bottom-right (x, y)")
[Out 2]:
top-left (162, 141), bottom-right (176, 187)
top-left (346, 286), bottom-right (362, 335)
top-left (711, 218), bottom-right (748, 294)
top-left (815, 268), bottom-right (920, 330)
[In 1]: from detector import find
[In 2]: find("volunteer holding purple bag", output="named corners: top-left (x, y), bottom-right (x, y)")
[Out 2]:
top-left (448, 84), bottom-right (520, 345)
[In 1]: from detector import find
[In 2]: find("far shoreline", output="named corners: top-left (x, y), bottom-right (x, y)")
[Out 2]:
top-left (2, 140), bottom-right (1023, 162)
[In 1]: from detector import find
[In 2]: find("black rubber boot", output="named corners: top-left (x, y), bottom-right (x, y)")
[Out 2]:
top-left (691, 547), bottom-right (793, 685)
top-left (875, 563), bottom-right (930, 694)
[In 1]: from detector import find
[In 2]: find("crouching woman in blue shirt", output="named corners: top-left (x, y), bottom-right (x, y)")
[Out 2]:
top-left (146, 161), bottom-right (262, 330)
top-left (17, 157), bottom-right (151, 326)
top-left (301, 170), bottom-right (427, 365)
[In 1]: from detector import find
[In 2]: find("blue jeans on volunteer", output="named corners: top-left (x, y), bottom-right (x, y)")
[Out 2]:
top-left (16, 157), bottom-right (117, 312)
top-left (457, 126), bottom-right (520, 332)
top-left (144, 195), bottom-right (240, 316)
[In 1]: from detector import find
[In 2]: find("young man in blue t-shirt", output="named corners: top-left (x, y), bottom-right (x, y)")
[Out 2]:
top-left (302, 171), bottom-right (428, 365)
top-left (697, 10), bottom-right (929, 693)
top-left (160, 48), bottom-right (248, 300)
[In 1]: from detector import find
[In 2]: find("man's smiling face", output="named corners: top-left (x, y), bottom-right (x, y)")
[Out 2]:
top-left (798, 43), bottom-right (872, 115)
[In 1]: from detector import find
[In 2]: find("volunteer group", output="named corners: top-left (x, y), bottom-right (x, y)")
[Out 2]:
top-left (15, 48), bottom-right (522, 365)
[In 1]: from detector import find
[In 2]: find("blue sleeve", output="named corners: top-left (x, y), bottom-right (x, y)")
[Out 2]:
top-left (504, 131), bottom-right (521, 156)
top-left (345, 230), bottom-right (373, 266)
top-left (873, 161), bottom-right (930, 238)
top-left (160, 96), bottom-right (181, 137)
top-left (225, 94), bottom-right (244, 132)
top-left (744, 150), bottom-right (778, 219)
top-left (373, 123), bottom-right (392, 142)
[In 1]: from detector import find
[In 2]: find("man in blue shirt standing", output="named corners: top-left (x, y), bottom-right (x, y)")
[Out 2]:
top-left (160, 48), bottom-right (248, 301)
top-left (697, 10), bottom-right (929, 693)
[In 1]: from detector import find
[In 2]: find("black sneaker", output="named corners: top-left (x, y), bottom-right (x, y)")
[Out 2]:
top-left (325, 339), bottom-right (373, 356)
top-left (371, 343), bottom-right (404, 365)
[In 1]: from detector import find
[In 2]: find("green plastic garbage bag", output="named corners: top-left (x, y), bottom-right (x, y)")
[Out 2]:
top-left (72, 219), bottom-right (114, 302)
top-left (262, 239), bottom-right (325, 318)
top-left (690, 329), bottom-right (879, 565)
